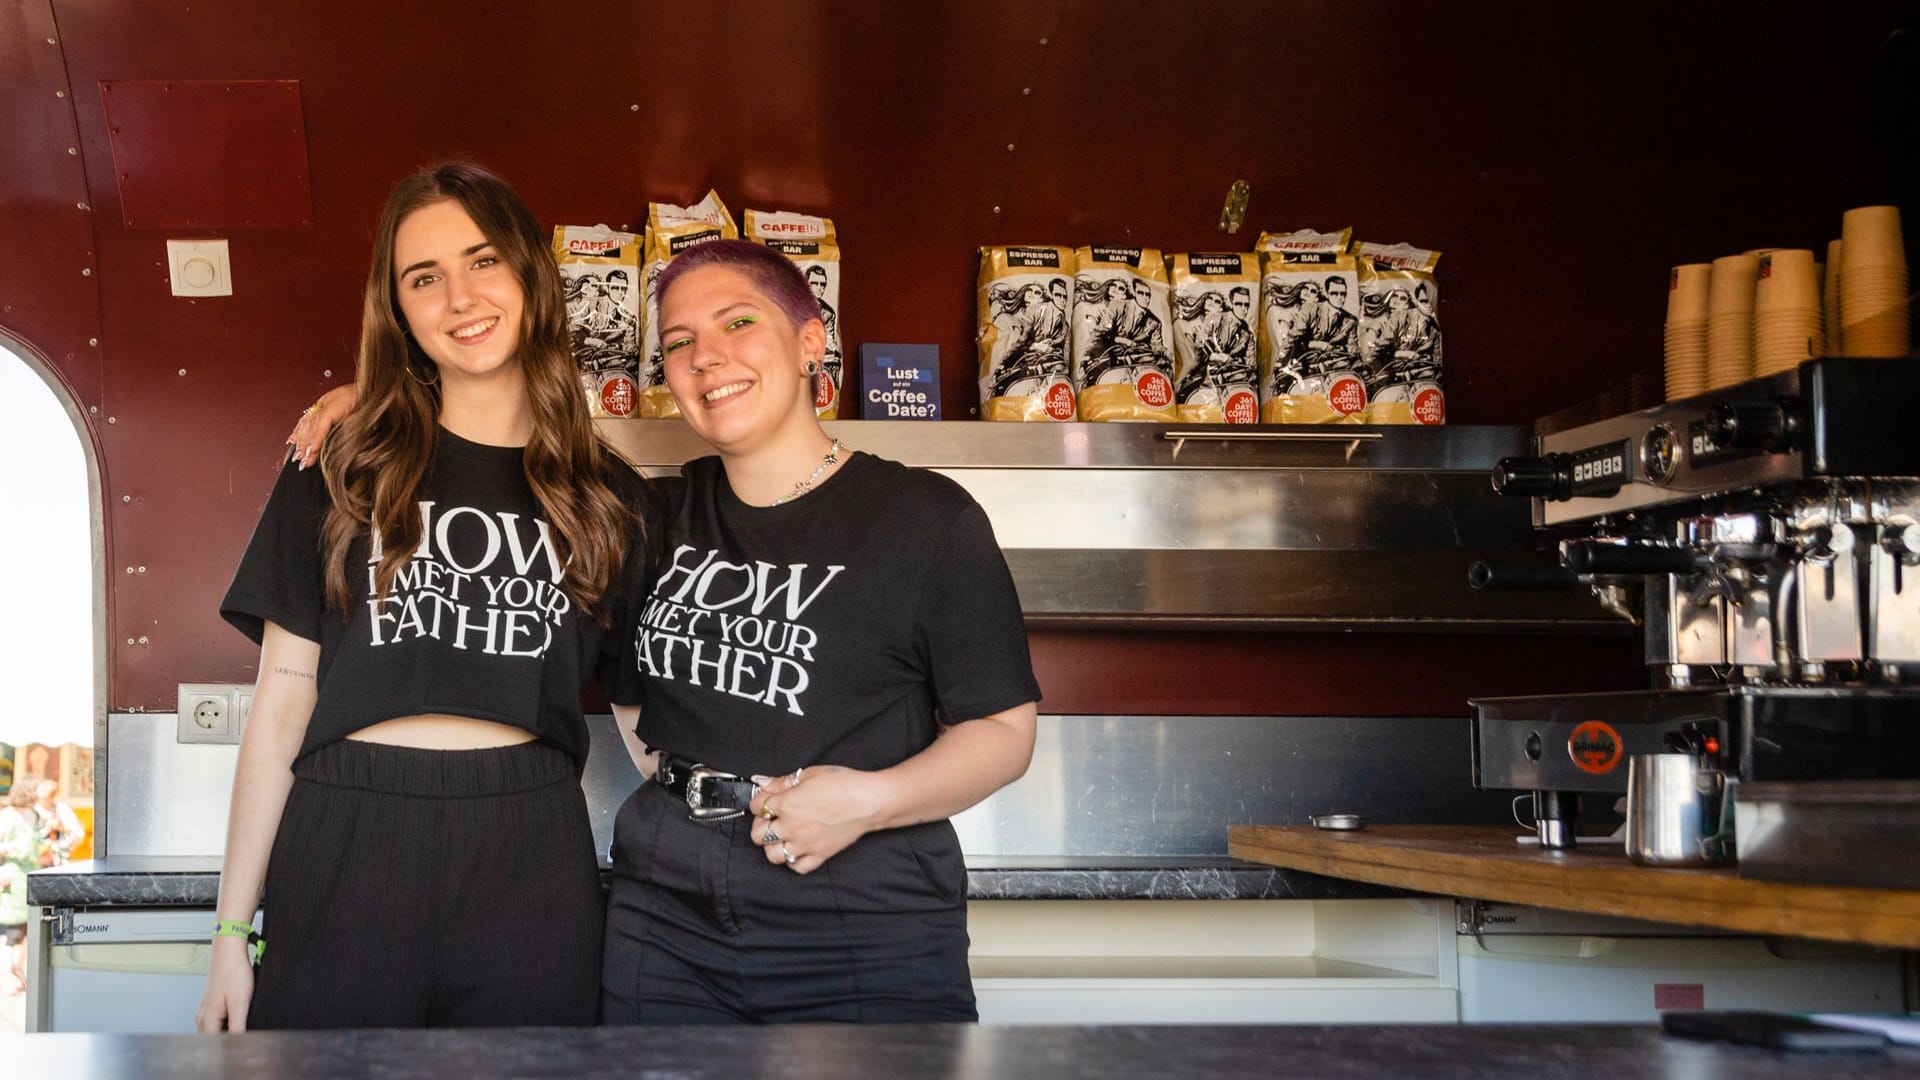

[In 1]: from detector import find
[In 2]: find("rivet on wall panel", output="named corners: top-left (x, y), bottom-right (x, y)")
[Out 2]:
top-left (106, 416), bottom-right (116, 424)
top-left (77, 202), bottom-right (89, 211)
top-left (1022, 87), bottom-right (1032, 96)
top-left (125, 638), bottom-right (134, 646)
top-left (630, 104), bottom-right (639, 112)
top-left (67, 147), bottom-right (77, 155)
top-left (323, 369), bottom-right (332, 378)
top-left (121, 495), bottom-right (131, 503)
top-left (88, 338), bottom-right (98, 346)
top-left (55, 90), bottom-right (65, 99)
top-left (138, 636), bottom-right (149, 645)
top-left (1039, 37), bottom-right (1049, 45)
top-left (88, 405), bottom-right (97, 414)
top-left (1006, 144), bottom-right (1016, 153)
top-left (992, 206), bottom-right (1002, 214)
top-left (45, 37), bottom-right (55, 45)
top-left (124, 566), bottom-right (134, 574)
top-left (178, 368), bottom-right (186, 376)
top-left (137, 566), bottom-right (146, 574)
top-left (81, 267), bottom-right (91, 276)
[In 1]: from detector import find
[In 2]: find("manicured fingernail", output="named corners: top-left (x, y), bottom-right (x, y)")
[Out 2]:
top-left (750, 774), bottom-right (771, 786)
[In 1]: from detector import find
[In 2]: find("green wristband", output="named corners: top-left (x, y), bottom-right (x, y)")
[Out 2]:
top-left (212, 919), bottom-right (266, 966)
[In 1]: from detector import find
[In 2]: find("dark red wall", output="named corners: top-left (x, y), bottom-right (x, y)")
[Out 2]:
top-left (0, 1), bottom-right (1909, 710)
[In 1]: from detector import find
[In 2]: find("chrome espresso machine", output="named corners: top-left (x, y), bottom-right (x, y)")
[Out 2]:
top-left (1469, 358), bottom-right (1920, 863)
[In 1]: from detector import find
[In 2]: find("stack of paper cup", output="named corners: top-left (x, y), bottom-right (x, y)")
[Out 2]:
top-left (1824, 239), bottom-right (1844, 353)
top-left (1707, 253), bottom-right (1758, 388)
top-left (1664, 263), bottom-right (1710, 399)
top-left (1839, 206), bottom-right (1910, 357)
top-left (1753, 249), bottom-right (1823, 376)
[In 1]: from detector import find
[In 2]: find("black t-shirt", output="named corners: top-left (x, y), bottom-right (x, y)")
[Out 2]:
top-left (625, 451), bottom-right (1041, 777)
top-left (221, 428), bottom-right (660, 766)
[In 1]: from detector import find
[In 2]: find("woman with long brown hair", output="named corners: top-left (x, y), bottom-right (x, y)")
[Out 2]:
top-left (198, 163), bottom-right (659, 1031)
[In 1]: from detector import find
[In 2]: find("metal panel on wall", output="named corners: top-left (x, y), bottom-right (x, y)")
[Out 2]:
top-left (0, 2), bottom-right (1907, 710)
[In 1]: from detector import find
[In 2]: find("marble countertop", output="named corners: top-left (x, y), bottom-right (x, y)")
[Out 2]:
top-left (7, 1022), bottom-right (1911, 1078)
top-left (27, 855), bottom-right (1407, 907)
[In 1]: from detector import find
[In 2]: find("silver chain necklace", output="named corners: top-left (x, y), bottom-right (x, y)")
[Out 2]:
top-left (773, 438), bottom-right (844, 505)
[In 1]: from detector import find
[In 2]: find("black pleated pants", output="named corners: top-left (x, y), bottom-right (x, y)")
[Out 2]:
top-left (248, 739), bottom-right (605, 1029)
top-left (601, 782), bottom-right (977, 1025)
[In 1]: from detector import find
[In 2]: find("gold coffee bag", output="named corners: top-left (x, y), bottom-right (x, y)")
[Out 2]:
top-left (1070, 245), bottom-right (1176, 421)
top-left (1256, 228), bottom-right (1366, 424)
top-left (978, 245), bottom-right (1077, 421)
top-left (744, 208), bottom-right (844, 418)
top-left (1352, 241), bottom-right (1444, 425)
top-left (640, 191), bottom-right (738, 419)
top-left (1169, 252), bottom-right (1261, 424)
top-left (552, 225), bottom-right (644, 419)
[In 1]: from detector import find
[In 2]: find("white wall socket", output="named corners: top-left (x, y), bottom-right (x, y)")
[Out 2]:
top-left (166, 239), bottom-right (233, 298)
top-left (176, 682), bottom-right (249, 744)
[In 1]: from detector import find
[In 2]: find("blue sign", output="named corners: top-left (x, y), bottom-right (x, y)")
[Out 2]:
top-left (859, 343), bottom-right (941, 420)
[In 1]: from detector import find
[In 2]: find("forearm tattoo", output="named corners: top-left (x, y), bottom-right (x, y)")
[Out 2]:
top-left (272, 666), bottom-right (315, 681)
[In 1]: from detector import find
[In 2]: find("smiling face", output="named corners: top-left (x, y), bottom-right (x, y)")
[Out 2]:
top-left (392, 199), bottom-right (525, 385)
top-left (660, 264), bottom-right (825, 455)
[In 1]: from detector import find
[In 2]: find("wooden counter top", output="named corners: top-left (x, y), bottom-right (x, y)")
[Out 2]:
top-left (1228, 824), bottom-right (1920, 950)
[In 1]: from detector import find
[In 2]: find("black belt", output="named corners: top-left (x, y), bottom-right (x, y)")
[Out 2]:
top-left (655, 753), bottom-right (759, 822)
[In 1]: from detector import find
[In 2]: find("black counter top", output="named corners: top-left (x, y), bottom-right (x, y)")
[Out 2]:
top-left (7, 1023), bottom-right (1913, 1078)
top-left (27, 855), bottom-right (1401, 907)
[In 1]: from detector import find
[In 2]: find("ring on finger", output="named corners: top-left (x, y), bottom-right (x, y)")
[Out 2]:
top-left (762, 801), bottom-right (778, 820)
top-left (763, 825), bottom-right (782, 845)
top-left (781, 843), bottom-right (797, 866)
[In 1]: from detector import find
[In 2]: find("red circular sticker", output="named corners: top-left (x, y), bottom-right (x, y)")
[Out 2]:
top-left (813, 372), bottom-right (835, 413)
top-left (1136, 370), bottom-right (1173, 408)
top-left (1043, 380), bottom-right (1077, 421)
top-left (1567, 720), bottom-right (1624, 775)
top-left (1413, 386), bottom-right (1446, 425)
top-left (599, 373), bottom-right (636, 417)
top-left (1223, 388), bottom-right (1259, 425)
top-left (1328, 374), bottom-right (1368, 416)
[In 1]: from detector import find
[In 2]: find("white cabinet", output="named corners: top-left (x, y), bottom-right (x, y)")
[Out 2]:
top-left (969, 898), bottom-right (1460, 1024)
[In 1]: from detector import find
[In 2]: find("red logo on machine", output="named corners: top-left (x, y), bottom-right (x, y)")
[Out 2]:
top-left (1043, 380), bottom-right (1077, 421)
top-left (1567, 720), bottom-right (1624, 775)
top-left (1223, 388), bottom-right (1259, 425)
top-left (1136, 370), bottom-right (1173, 408)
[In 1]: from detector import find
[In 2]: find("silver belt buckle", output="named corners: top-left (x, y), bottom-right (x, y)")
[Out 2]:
top-left (684, 764), bottom-right (746, 821)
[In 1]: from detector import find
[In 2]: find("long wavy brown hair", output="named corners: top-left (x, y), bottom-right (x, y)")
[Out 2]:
top-left (320, 163), bottom-right (638, 624)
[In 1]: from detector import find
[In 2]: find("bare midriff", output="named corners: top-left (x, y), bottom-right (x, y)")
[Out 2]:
top-left (345, 714), bottom-right (535, 750)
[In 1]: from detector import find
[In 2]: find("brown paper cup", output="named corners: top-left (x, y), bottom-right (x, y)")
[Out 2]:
top-left (1755, 249), bottom-right (1820, 314)
top-left (1709, 254), bottom-right (1759, 315)
top-left (1666, 263), bottom-right (1712, 323)
top-left (1840, 206), bottom-right (1906, 270)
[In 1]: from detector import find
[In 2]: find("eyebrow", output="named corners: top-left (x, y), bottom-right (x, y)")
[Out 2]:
top-left (398, 241), bottom-right (493, 279)
top-left (660, 301), bottom-right (758, 339)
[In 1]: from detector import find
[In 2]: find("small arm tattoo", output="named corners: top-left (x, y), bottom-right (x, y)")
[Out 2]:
top-left (272, 666), bottom-right (315, 681)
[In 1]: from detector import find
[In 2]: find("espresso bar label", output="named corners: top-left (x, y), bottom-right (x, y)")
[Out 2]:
top-left (765, 240), bottom-right (821, 257)
top-left (1088, 246), bottom-right (1143, 267)
top-left (669, 229), bottom-right (724, 254)
top-left (1007, 247), bottom-right (1062, 268)
top-left (1189, 253), bottom-right (1248, 276)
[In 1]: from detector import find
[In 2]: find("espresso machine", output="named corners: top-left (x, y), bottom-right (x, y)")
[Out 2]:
top-left (1470, 357), bottom-right (1920, 853)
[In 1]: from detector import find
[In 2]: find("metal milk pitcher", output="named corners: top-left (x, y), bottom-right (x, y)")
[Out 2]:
top-left (1625, 752), bottom-right (1734, 867)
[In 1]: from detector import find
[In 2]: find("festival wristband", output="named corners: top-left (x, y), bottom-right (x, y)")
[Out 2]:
top-left (212, 919), bottom-right (266, 966)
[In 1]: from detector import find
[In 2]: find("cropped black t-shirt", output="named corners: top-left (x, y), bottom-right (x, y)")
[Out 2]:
top-left (221, 429), bottom-right (661, 765)
top-left (622, 451), bottom-right (1041, 778)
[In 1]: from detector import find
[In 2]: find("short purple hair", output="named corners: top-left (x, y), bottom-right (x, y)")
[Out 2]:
top-left (654, 238), bottom-right (819, 331)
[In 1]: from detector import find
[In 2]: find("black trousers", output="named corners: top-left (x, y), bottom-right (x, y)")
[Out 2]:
top-left (249, 739), bottom-right (604, 1029)
top-left (601, 782), bottom-right (976, 1024)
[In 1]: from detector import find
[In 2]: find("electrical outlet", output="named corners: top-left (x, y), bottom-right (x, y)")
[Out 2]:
top-left (177, 682), bottom-right (247, 744)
